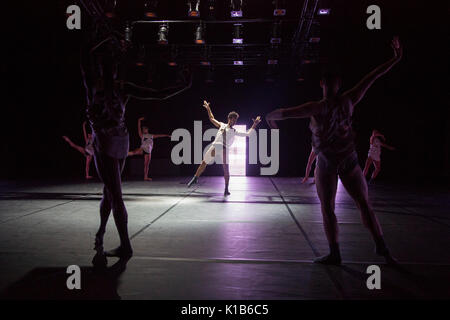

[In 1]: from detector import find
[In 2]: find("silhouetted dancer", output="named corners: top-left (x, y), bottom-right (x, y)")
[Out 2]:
top-left (266, 37), bottom-right (403, 265)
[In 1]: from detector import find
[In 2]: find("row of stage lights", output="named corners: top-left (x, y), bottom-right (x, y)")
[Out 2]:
top-left (105, 1), bottom-right (331, 19)
top-left (104, 1), bottom-right (330, 82)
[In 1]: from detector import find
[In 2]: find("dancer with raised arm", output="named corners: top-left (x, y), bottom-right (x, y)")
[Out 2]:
top-left (363, 129), bottom-right (395, 181)
top-left (128, 117), bottom-right (171, 181)
top-left (266, 37), bottom-right (403, 265)
top-left (62, 121), bottom-right (94, 179)
top-left (187, 100), bottom-right (261, 195)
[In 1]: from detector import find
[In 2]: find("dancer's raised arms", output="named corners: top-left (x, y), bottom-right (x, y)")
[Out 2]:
top-left (203, 100), bottom-right (221, 128)
top-left (137, 117), bottom-right (145, 138)
top-left (343, 36), bottom-right (403, 107)
top-left (235, 116), bottom-right (262, 136)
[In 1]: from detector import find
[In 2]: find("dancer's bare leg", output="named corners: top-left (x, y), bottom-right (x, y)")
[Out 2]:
top-left (302, 151), bottom-right (317, 184)
top-left (144, 153), bottom-right (152, 181)
top-left (223, 164), bottom-right (230, 195)
top-left (128, 148), bottom-right (143, 156)
top-left (63, 136), bottom-right (85, 154)
top-left (85, 155), bottom-right (94, 179)
top-left (371, 160), bottom-right (381, 180)
top-left (363, 157), bottom-right (373, 177)
top-left (188, 147), bottom-right (214, 187)
top-left (314, 164), bottom-right (341, 264)
top-left (339, 165), bottom-right (396, 264)
top-left (94, 152), bottom-right (132, 258)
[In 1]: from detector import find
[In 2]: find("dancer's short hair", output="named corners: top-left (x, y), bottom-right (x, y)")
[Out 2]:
top-left (228, 111), bottom-right (239, 119)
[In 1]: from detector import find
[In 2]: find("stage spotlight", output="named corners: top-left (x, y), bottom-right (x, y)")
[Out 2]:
top-left (267, 59), bottom-right (278, 65)
top-left (273, 0), bottom-right (286, 16)
top-left (318, 8), bottom-right (330, 15)
top-left (230, 0), bottom-right (243, 17)
top-left (270, 22), bottom-right (281, 44)
top-left (104, 0), bottom-right (117, 18)
top-left (309, 37), bottom-right (320, 43)
top-left (188, 0), bottom-right (201, 17)
top-left (124, 22), bottom-right (132, 42)
top-left (158, 23), bottom-right (169, 44)
top-left (233, 60), bottom-right (243, 65)
top-left (195, 24), bottom-right (205, 44)
top-left (144, 0), bottom-right (158, 17)
top-left (232, 23), bottom-right (243, 44)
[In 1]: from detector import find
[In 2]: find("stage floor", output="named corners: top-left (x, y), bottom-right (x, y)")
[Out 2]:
top-left (0, 177), bottom-right (449, 299)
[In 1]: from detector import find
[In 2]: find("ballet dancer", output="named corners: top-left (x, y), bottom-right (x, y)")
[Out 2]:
top-left (187, 100), bottom-right (261, 195)
top-left (62, 121), bottom-right (94, 179)
top-left (266, 36), bottom-right (403, 265)
top-left (128, 117), bottom-right (171, 181)
top-left (302, 146), bottom-right (317, 184)
top-left (81, 35), bottom-right (133, 260)
top-left (363, 129), bottom-right (395, 181)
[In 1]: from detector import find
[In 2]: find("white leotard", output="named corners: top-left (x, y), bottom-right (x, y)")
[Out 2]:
top-left (140, 133), bottom-right (154, 154)
top-left (85, 136), bottom-right (94, 156)
top-left (212, 122), bottom-right (248, 148)
top-left (368, 137), bottom-right (381, 161)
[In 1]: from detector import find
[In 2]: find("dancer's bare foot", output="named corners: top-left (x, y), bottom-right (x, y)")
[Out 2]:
top-left (144, 177), bottom-right (152, 181)
top-left (314, 253), bottom-right (342, 265)
top-left (301, 177), bottom-right (309, 184)
top-left (85, 175), bottom-right (94, 180)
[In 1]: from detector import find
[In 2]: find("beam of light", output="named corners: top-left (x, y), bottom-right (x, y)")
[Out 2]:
top-left (229, 125), bottom-right (246, 176)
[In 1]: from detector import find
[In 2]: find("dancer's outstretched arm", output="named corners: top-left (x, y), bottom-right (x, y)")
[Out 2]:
top-left (266, 101), bottom-right (323, 129)
top-left (82, 121), bottom-right (89, 143)
top-left (343, 36), bottom-right (403, 107)
top-left (151, 134), bottom-right (171, 138)
top-left (138, 117), bottom-right (145, 138)
top-left (203, 100), bottom-right (221, 128)
top-left (235, 116), bottom-right (262, 136)
top-left (381, 142), bottom-right (395, 151)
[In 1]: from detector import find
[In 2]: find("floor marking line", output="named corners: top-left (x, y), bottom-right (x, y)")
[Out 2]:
top-left (130, 187), bottom-right (198, 240)
top-left (0, 200), bottom-right (75, 224)
top-left (269, 178), bottom-right (347, 300)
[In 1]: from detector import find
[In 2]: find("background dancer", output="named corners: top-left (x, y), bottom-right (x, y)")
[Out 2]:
top-left (363, 129), bottom-right (395, 181)
top-left (302, 146), bottom-right (317, 184)
top-left (62, 121), bottom-right (94, 179)
top-left (128, 117), bottom-right (171, 181)
top-left (187, 100), bottom-right (261, 195)
top-left (266, 37), bottom-right (403, 265)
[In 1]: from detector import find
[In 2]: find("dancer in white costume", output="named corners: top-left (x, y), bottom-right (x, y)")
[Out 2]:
top-left (187, 100), bottom-right (261, 195)
top-left (363, 129), bottom-right (395, 180)
top-left (128, 117), bottom-right (171, 181)
top-left (62, 121), bottom-right (95, 179)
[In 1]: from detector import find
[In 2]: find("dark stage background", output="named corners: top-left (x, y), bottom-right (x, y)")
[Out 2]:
top-left (2, 1), bottom-right (449, 183)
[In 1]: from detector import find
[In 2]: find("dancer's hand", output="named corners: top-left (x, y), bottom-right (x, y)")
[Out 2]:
top-left (391, 36), bottom-right (402, 60)
top-left (252, 116), bottom-right (262, 126)
top-left (139, 117), bottom-right (145, 121)
top-left (203, 100), bottom-right (210, 110)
